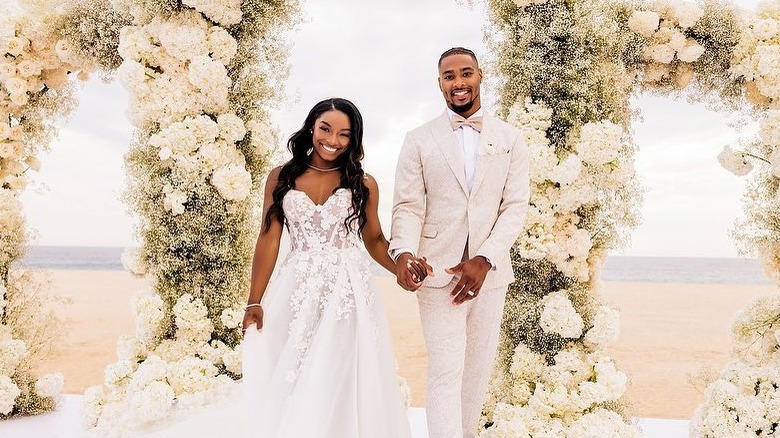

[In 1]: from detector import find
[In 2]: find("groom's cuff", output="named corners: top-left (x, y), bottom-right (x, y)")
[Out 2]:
top-left (476, 253), bottom-right (496, 270)
top-left (390, 248), bottom-right (415, 262)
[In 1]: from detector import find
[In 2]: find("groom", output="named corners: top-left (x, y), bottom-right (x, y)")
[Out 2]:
top-left (390, 47), bottom-right (529, 438)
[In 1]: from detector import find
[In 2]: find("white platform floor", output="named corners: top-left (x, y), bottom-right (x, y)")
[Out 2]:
top-left (0, 395), bottom-right (691, 437)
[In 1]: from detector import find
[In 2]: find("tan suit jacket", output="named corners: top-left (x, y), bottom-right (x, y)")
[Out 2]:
top-left (390, 111), bottom-right (530, 289)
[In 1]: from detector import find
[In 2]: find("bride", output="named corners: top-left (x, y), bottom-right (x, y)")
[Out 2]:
top-left (238, 97), bottom-right (429, 437)
top-left (138, 98), bottom-right (429, 438)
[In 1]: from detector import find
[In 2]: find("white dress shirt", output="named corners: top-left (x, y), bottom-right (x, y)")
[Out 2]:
top-left (391, 108), bottom-right (494, 269)
top-left (446, 107), bottom-right (482, 193)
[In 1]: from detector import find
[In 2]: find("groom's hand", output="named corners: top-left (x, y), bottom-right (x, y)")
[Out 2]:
top-left (396, 253), bottom-right (426, 291)
top-left (446, 256), bottom-right (491, 305)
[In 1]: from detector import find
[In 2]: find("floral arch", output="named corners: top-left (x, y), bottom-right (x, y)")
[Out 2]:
top-left (480, 0), bottom-right (780, 436)
top-left (0, 0), bottom-right (298, 430)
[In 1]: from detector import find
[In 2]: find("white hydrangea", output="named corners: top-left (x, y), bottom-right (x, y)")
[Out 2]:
top-left (207, 27), bottom-right (238, 65)
top-left (105, 360), bottom-right (135, 387)
top-left (35, 373), bottom-right (64, 398)
top-left (220, 306), bottom-right (243, 329)
top-left (584, 306), bottom-right (620, 348)
top-left (509, 342), bottom-right (546, 381)
top-left (132, 292), bottom-right (165, 345)
top-left (0, 375), bottom-right (21, 415)
top-left (540, 291), bottom-right (584, 339)
top-left (550, 154), bottom-right (582, 185)
top-left (643, 43), bottom-right (676, 64)
top-left (129, 354), bottom-right (168, 391)
top-left (754, 18), bottom-right (780, 41)
top-left (672, 3), bottom-right (704, 29)
top-left (166, 357), bottom-right (218, 395)
top-left (222, 345), bottom-right (242, 375)
top-left (211, 164), bottom-right (252, 201)
top-left (0, 338), bottom-right (28, 375)
top-left (217, 113), bottom-right (247, 144)
top-left (677, 41), bottom-right (706, 63)
top-left (173, 294), bottom-right (214, 343)
top-left (130, 380), bottom-right (175, 423)
top-left (717, 145), bottom-right (753, 176)
top-left (627, 10), bottom-right (661, 38)
top-left (158, 21), bottom-right (208, 62)
top-left (574, 120), bottom-right (624, 166)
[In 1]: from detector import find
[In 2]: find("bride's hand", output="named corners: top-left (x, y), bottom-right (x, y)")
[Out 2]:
top-left (242, 305), bottom-right (264, 334)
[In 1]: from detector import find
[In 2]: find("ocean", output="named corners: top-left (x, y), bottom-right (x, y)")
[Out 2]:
top-left (17, 246), bottom-right (775, 285)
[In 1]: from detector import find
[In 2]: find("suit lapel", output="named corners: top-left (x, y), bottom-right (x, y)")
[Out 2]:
top-left (431, 112), bottom-right (469, 196)
top-left (470, 115), bottom-right (495, 196)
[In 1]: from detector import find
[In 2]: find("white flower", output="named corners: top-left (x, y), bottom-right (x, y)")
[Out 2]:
top-left (121, 247), bottom-right (148, 276)
top-left (754, 18), bottom-right (780, 41)
top-left (717, 145), bottom-right (753, 176)
top-left (207, 27), bottom-right (238, 65)
top-left (673, 3), bottom-right (704, 29)
top-left (0, 338), bottom-right (28, 375)
top-left (35, 373), bottom-right (64, 398)
top-left (550, 154), bottom-right (582, 185)
top-left (105, 360), bottom-right (135, 386)
top-left (584, 306), bottom-right (620, 348)
top-left (211, 164), bottom-right (252, 201)
top-left (643, 44), bottom-right (676, 64)
top-left (130, 380), bottom-right (175, 423)
top-left (217, 113), bottom-right (247, 143)
top-left (627, 10), bottom-right (660, 38)
top-left (53, 39), bottom-right (73, 63)
top-left (166, 357), bottom-right (218, 395)
top-left (540, 290), bottom-right (584, 338)
top-left (163, 188), bottom-right (188, 216)
top-left (220, 307), bottom-right (243, 329)
top-left (4, 77), bottom-right (27, 95)
top-left (158, 22), bottom-right (208, 62)
top-left (6, 37), bottom-right (29, 57)
top-left (0, 375), bottom-right (21, 415)
top-left (173, 294), bottom-right (214, 343)
top-left (677, 41), bottom-right (706, 63)
top-left (574, 120), bottom-right (624, 166)
top-left (132, 292), bottom-right (165, 344)
top-left (16, 60), bottom-right (41, 78)
top-left (0, 62), bottom-right (16, 78)
top-left (770, 148), bottom-right (780, 178)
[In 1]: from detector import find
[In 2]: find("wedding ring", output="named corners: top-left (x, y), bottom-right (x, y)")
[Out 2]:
top-left (466, 290), bottom-right (475, 296)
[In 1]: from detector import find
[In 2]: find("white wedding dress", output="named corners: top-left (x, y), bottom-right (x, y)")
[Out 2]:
top-left (137, 188), bottom-right (411, 438)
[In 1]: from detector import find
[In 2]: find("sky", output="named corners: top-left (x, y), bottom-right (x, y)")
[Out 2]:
top-left (10, 0), bottom-right (767, 258)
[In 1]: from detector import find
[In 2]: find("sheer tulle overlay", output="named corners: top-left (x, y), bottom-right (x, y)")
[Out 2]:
top-left (134, 188), bottom-right (411, 438)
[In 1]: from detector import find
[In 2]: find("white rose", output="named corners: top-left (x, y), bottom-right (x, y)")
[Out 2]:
top-left (627, 10), bottom-right (660, 38)
top-left (54, 39), bottom-right (73, 63)
top-left (0, 62), bottom-right (16, 78)
top-left (6, 37), bottom-right (29, 57)
top-left (4, 77), bottom-right (27, 95)
top-left (16, 60), bottom-right (41, 78)
top-left (717, 145), bottom-right (753, 176)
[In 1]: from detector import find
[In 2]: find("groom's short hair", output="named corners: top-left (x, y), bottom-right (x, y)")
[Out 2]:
top-left (438, 47), bottom-right (479, 68)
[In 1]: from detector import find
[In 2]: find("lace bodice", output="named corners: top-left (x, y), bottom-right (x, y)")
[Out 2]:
top-left (283, 188), bottom-right (361, 252)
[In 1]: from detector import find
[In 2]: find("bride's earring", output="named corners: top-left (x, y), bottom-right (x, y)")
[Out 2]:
top-left (306, 147), bottom-right (313, 156)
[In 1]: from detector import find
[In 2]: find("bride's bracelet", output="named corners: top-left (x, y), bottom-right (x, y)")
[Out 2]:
top-left (245, 303), bottom-right (262, 311)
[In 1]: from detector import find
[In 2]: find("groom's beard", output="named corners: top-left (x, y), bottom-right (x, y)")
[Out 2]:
top-left (450, 100), bottom-right (475, 114)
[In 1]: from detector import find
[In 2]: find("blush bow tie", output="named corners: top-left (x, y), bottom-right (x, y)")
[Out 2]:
top-left (450, 114), bottom-right (483, 132)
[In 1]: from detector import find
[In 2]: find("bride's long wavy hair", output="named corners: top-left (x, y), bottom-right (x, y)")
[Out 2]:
top-left (263, 98), bottom-right (369, 236)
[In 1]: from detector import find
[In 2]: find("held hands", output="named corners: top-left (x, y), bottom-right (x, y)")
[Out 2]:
top-left (242, 304), bottom-right (264, 334)
top-left (446, 256), bottom-right (491, 305)
top-left (395, 253), bottom-right (434, 292)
